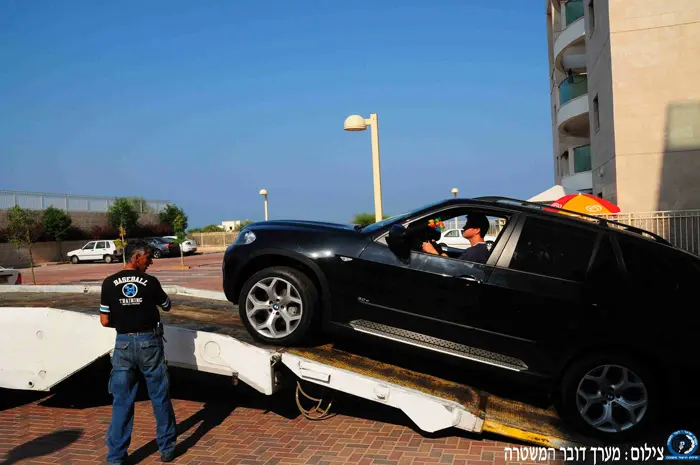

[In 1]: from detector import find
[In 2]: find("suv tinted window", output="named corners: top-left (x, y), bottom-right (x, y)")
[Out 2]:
top-left (509, 217), bottom-right (596, 281)
top-left (617, 236), bottom-right (677, 292)
top-left (587, 235), bottom-right (621, 283)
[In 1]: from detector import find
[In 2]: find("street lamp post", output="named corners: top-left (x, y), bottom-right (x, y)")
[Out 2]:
top-left (451, 188), bottom-right (459, 228)
top-left (344, 113), bottom-right (383, 223)
top-left (259, 189), bottom-right (269, 221)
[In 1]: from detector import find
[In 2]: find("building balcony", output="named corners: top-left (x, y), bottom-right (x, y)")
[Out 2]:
top-left (557, 76), bottom-right (589, 137)
top-left (559, 144), bottom-right (593, 192)
top-left (553, 0), bottom-right (586, 73)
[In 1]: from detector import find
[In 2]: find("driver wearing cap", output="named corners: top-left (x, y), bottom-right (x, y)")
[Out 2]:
top-left (422, 213), bottom-right (491, 263)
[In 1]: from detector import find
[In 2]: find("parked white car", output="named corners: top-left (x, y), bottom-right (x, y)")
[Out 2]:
top-left (437, 229), bottom-right (497, 249)
top-left (0, 266), bottom-right (21, 285)
top-left (163, 236), bottom-right (198, 255)
top-left (67, 240), bottom-right (123, 264)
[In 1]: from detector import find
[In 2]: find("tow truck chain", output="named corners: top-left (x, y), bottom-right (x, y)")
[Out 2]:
top-left (295, 380), bottom-right (336, 421)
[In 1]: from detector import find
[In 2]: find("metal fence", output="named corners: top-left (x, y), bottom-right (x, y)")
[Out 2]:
top-left (598, 210), bottom-right (700, 255)
top-left (451, 210), bottom-right (700, 255)
top-left (0, 190), bottom-right (170, 213)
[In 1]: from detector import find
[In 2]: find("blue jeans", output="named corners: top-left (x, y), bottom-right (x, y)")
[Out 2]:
top-left (106, 332), bottom-right (177, 464)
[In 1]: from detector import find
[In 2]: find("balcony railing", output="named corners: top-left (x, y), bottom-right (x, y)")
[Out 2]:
top-left (564, 0), bottom-right (584, 27)
top-left (559, 75), bottom-right (588, 105)
top-left (573, 144), bottom-right (592, 173)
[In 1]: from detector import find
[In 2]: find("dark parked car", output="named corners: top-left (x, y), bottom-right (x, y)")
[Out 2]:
top-left (126, 237), bottom-right (180, 259)
top-left (222, 196), bottom-right (698, 442)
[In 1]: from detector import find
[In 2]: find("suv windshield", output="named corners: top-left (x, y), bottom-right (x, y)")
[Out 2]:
top-left (360, 200), bottom-right (445, 234)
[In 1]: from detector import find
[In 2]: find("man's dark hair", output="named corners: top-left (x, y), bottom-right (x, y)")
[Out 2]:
top-left (464, 213), bottom-right (490, 238)
top-left (130, 243), bottom-right (152, 259)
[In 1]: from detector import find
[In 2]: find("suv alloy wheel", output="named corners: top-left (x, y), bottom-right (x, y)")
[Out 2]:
top-left (557, 354), bottom-right (657, 442)
top-left (238, 266), bottom-right (319, 345)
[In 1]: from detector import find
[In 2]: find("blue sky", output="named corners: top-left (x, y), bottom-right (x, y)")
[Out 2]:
top-left (1, 1), bottom-right (553, 228)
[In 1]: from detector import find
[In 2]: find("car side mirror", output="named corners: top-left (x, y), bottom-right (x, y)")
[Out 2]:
top-left (386, 224), bottom-right (411, 261)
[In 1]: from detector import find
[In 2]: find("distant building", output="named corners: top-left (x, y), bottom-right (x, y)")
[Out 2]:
top-left (221, 220), bottom-right (249, 231)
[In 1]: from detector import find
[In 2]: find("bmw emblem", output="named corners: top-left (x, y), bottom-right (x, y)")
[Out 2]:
top-left (272, 303), bottom-right (279, 310)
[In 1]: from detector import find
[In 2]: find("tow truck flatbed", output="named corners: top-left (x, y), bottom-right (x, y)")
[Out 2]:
top-left (0, 286), bottom-right (592, 450)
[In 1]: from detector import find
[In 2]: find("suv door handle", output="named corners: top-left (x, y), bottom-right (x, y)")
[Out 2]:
top-left (456, 275), bottom-right (481, 284)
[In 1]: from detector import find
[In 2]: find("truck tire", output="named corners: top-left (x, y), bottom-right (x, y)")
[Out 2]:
top-left (556, 353), bottom-right (657, 443)
top-left (238, 266), bottom-right (319, 346)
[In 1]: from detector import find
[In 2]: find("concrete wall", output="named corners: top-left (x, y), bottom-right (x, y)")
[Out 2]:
top-left (608, 0), bottom-right (700, 211)
top-left (0, 210), bottom-right (160, 230)
top-left (585, 0), bottom-right (618, 204)
top-left (189, 232), bottom-right (240, 248)
top-left (0, 240), bottom-right (89, 268)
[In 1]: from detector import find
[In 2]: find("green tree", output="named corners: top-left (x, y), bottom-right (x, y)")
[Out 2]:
top-left (108, 198), bottom-right (139, 232)
top-left (172, 212), bottom-right (187, 267)
top-left (351, 213), bottom-right (390, 227)
top-left (42, 206), bottom-right (73, 262)
top-left (159, 204), bottom-right (188, 230)
top-left (234, 220), bottom-right (254, 231)
top-left (7, 205), bottom-right (41, 284)
top-left (189, 224), bottom-right (224, 233)
top-left (126, 196), bottom-right (152, 213)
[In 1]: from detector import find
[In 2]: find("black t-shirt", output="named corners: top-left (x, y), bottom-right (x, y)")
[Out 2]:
top-left (100, 269), bottom-right (172, 334)
top-left (457, 242), bottom-right (490, 263)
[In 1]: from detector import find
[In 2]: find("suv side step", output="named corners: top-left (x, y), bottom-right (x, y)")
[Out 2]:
top-left (349, 319), bottom-right (528, 372)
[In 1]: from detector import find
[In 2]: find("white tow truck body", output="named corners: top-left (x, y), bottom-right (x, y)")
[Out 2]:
top-left (0, 285), bottom-right (584, 449)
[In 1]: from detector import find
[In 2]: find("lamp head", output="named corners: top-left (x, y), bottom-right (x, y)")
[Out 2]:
top-left (259, 189), bottom-right (268, 196)
top-left (344, 115), bottom-right (367, 131)
top-left (451, 188), bottom-right (459, 195)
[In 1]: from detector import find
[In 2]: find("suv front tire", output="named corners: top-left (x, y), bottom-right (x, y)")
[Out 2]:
top-left (238, 266), bottom-right (319, 345)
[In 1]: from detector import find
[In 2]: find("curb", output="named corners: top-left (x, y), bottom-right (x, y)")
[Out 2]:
top-left (0, 284), bottom-right (227, 301)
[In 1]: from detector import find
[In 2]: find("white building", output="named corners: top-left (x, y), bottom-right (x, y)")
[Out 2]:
top-left (221, 220), bottom-right (249, 231)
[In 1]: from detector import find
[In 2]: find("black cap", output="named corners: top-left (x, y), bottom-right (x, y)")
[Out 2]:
top-left (463, 213), bottom-right (490, 237)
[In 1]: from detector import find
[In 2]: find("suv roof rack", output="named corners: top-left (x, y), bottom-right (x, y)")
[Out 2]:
top-left (473, 196), bottom-right (670, 245)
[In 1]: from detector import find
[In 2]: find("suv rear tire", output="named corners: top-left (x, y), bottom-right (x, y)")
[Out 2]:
top-left (556, 353), bottom-right (657, 442)
top-left (104, 255), bottom-right (113, 263)
top-left (238, 266), bottom-right (319, 346)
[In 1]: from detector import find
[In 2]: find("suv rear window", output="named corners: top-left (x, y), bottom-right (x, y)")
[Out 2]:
top-left (617, 235), bottom-right (684, 293)
top-left (509, 217), bottom-right (596, 281)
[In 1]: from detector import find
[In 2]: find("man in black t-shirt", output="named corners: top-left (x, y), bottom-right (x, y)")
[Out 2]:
top-left (422, 213), bottom-right (491, 263)
top-left (100, 244), bottom-right (177, 464)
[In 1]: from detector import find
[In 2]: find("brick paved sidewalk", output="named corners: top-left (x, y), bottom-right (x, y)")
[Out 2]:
top-left (0, 368), bottom-right (565, 465)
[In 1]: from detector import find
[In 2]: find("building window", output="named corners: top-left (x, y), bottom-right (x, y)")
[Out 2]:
top-left (573, 145), bottom-right (592, 172)
top-left (592, 94), bottom-right (600, 132)
top-left (587, 0), bottom-right (595, 33)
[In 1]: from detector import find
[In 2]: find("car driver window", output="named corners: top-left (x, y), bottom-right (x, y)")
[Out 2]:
top-left (83, 242), bottom-right (95, 249)
top-left (408, 209), bottom-right (508, 262)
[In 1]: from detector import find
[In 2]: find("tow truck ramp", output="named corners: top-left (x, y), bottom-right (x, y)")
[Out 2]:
top-left (0, 286), bottom-right (587, 449)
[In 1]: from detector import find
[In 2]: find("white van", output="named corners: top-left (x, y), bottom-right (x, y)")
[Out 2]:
top-left (67, 240), bottom-right (123, 264)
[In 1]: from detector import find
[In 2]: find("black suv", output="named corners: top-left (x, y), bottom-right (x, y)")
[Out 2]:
top-left (222, 197), bottom-right (698, 441)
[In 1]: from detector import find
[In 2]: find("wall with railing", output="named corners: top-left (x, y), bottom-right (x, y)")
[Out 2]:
top-left (598, 210), bottom-right (700, 255)
top-left (450, 210), bottom-right (700, 256)
top-left (0, 190), bottom-right (170, 213)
